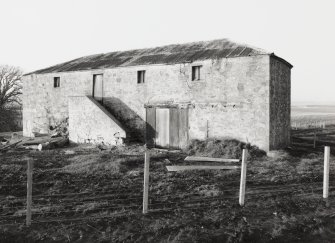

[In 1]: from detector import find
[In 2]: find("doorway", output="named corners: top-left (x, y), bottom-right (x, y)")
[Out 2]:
top-left (93, 74), bottom-right (103, 103)
top-left (146, 107), bottom-right (189, 149)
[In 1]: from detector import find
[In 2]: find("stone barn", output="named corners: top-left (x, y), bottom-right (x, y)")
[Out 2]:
top-left (22, 39), bottom-right (292, 151)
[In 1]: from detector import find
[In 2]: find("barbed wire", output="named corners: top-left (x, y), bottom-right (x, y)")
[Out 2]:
top-left (2, 171), bottom-right (335, 189)
top-left (2, 187), bottom-right (333, 216)
top-left (2, 178), bottom-right (334, 205)
top-left (2, 191), bottom-right (334, 226)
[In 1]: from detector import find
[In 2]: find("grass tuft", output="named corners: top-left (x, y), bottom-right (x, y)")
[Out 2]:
top-left (62, 152), bottom-right (143, 175)
top-left (186, 138), bottom-right (266, 160)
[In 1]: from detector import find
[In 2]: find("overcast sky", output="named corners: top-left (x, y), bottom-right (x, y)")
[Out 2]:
top-left (1, 0), bottom-right (334, 103)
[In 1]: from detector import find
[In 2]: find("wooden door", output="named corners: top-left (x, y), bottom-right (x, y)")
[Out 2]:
top-left (169, 108), bottom-right (179, 148)
top-left (178, 108), bottom-right (189, 149)
top-left (146, 107), bottom-right (189, 149)
top-left (93, 74), bottom-right (103, 103)
top-left (146, 107), bottom-right (156, 148)
top-left (156, 108), bottom-right (170, 148)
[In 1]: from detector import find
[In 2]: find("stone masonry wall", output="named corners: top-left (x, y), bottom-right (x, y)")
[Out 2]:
top-left (188, 56), bottom-right (270, 150)
top-left (22, 71), bottom-right (93, 136)
top-left (23, 55), bottom-right (271, 150)
top-left (269, 57), bottom-right (291, 149)
top-left (68, 96), bottom-right (126, 145)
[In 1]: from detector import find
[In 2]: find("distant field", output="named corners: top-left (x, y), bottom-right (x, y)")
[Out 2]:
top-left (291, 105), bottom-right (335, 126)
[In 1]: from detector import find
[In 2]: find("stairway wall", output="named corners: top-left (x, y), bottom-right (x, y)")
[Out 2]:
top-left (68, 96), bottom-right (126, 145)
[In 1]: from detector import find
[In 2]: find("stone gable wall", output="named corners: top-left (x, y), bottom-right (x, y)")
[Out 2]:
top-left (269, 57), bottom-right (291, 149)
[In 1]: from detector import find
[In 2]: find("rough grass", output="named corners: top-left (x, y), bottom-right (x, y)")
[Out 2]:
top-left (1, 133), bottom-right (335, 242)
top-left (63, 152), bottom-right (143, 175)
top-left (186, 138), bottom-right (266, 160)
top-left (64, 153), bottom-right (123, 174)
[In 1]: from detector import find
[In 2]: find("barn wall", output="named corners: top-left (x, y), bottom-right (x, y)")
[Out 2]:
top-left (22, 55), bottom-right (271, 150)
top-left (187, 56), bottom-right (270, 150)
top-left (68, 96), bottom-right (126, 145)
top-left (22, 71), bottom-right (93, 136)
top-left (269, 57), bottom-right (291, 149)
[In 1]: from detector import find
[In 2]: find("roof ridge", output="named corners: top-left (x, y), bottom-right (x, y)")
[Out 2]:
top-left (25, 38), bottom-right (277, 75)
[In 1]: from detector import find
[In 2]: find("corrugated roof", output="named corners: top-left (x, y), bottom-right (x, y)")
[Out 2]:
top-left (27, 39), bottom-right (289, 75)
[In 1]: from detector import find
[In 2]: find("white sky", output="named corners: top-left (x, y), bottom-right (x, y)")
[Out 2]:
top-left (1, 0), bottom-right (334, 103)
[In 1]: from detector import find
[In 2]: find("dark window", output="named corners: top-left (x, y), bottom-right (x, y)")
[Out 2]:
top-left (54, 77), bottom-right (60, 88)
top-left (192, 66), bottom-right (201, 81)
top-left (137, 70), bottom-right (145, 84)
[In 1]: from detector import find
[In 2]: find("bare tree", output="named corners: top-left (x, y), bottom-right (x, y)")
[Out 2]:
top-left (0, 65), bottom-right (23, 108)
top-left (0, 65), bottom-right (23, 132)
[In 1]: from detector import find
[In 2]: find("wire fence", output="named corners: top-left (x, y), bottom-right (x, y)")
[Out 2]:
top-left (2, 188), bottom-right (334, 226)
top-left (291, 126), bottom-right (335, 150)
top-left (0, 146), bottom-right (333, 227)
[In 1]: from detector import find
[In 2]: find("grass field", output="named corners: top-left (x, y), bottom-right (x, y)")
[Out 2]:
top-left (291, 105), bottom-right (335, 128)
top-left (1, 137), bottom-right (335, 242)
top-left (0, 104), bottom-right (334, 242)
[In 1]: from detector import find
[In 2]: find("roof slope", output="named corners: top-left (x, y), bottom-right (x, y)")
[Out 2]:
top-left (28, 39), bottom-right (274, 75)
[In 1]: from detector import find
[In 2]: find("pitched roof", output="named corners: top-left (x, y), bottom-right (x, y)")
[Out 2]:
top-left (27, 39), bottom-right (287, 75)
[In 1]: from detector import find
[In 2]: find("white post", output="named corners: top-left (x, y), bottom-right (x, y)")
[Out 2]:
top-left (26, 160), bottom-right (33, 226)
top-left (143, 150), bottom-right (150, 214)
top-left (206, 120), bottom-right (209, 139)
top-left (323, 146), bottom-right (330, 198)
top-left (239, 149), bottom-right (248, 206)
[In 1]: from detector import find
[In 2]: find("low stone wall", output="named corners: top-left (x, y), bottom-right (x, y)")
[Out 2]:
top-left (68, 96), bottom-right (126, 145)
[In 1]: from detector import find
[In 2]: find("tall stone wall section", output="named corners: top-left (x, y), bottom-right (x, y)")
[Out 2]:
top-left (68, 96), bottom-right (126, 145)
top-left (23, 55), bottom-right (271, 150)
top-left (269, 57), bottom-right (291, 149)
top-left (22, 71), bottom-right (93, 136)
top-left (187, 56), bottom-right (270, 150)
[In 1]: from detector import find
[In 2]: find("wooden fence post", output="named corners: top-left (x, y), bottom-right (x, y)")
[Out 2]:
top-left (323, 146), bottom-right (330, 199)
top-left (26, 160), bottom-right (33, 226)
top-left (206, 120), bottom-right (209, 139)
top-left (239, 149), bottom-right (248, 206)
top-left (313, 131), bottom-right (316, 149)
top-left (143, 150), bottom-right (150, 214)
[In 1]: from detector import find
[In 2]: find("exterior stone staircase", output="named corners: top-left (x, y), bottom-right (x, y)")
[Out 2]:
top-left (68, 96), bottom-right (126, 145)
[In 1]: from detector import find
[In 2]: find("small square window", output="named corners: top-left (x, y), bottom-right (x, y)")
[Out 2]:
top-left (137, 70), bottom-right (145, 84)
top-left (54, 77), bottom-right (60, 88)
top-left (192, 66), bottom-right (201, 81)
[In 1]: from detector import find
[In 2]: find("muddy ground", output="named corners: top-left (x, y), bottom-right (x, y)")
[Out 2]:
top-left (0, 127), bottom-right (335, 242)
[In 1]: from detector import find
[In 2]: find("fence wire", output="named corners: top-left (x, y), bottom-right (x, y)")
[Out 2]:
top-left (1, 141), bottom-right (334, 227)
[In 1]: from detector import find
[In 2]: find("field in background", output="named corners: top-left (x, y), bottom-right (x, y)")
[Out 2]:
top-left (291, 104), bottom-right (335, 128)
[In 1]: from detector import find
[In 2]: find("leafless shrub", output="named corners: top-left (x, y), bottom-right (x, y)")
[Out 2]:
top-left (0, 65), bottom-right (23, 131)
